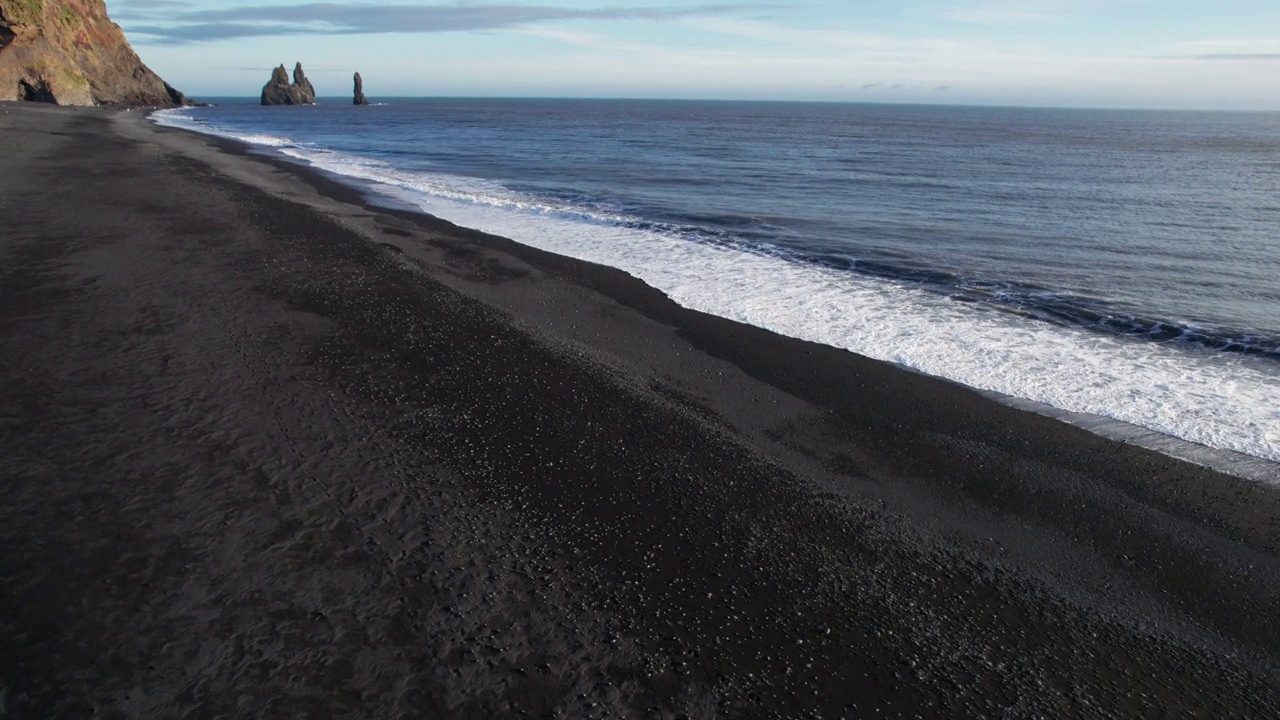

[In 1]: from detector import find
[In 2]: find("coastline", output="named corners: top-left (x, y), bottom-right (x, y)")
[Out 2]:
top-left (151, 100), bottom-right (1280, 476)
top-left (3, 102), bottom-right (1280, 716)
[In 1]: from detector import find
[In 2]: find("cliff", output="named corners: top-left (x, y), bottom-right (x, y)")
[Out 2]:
top-left (0, 0), bottom-right (186, 106)
top-left (261, 62), bottom-right (315, 106)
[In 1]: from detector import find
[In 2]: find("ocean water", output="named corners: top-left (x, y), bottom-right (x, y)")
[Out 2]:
top-left (152, 98), bottom-right (1280, 479)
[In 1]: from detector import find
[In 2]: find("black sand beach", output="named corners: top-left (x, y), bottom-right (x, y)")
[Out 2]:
top-left (3, 103), bottom-right (1280, 718)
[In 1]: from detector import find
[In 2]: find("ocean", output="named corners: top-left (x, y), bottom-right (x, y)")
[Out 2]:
top-left (152, 98), bottom-right (1280, 479)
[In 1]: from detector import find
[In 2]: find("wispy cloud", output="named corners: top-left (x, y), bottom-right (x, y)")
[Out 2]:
top-left (516, 27), bottom-right (744, 65)
top-left (685, 16), bottom-right (979, 64)
top-left (115, 0), bottom-right (193, 8)
top-left (930, 0), bottom-right (1154, 27)
top-left (1181, 53), bottom-right (1280, 61)
top-left (934, 1), bottom-right (1060, 26)
top-left (1164, 39), bottom-right (1280, 62)
top-left (123, 2), bottom-right (781, 43)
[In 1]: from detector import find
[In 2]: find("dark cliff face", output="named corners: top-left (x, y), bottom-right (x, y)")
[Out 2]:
top-left (261, 61), bottom-right (316, 106)
top-left (0, 0), bottom-right (188, 106)
top-left (292, 61), bottom-right (314, 99)
top-left (353, 71), bottom-right (368, 105)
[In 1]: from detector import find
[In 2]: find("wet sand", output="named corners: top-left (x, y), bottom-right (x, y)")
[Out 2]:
top-left (2, 102), bottom-right (1280, 718)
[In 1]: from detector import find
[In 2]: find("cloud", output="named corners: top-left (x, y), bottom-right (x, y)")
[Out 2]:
top-left (934, 2), bottom-right (1060, 26)
top-left (129, 22), bottom-right (296, 42)
top-left (115, 0), bottom-right (193, 8)
top-left (516, 27), bottom-right (744, 65)
top-left (1185, 53), bottom-right (1280, 61)
top-left (930, 0), bottom-right (1156, 27)
top-left (123, 2), bottom-right (781, 43)
top-left (1163, 39), bottom-right (1280, 62)
top-left (686, 16), bottom-right (977, 59)
top-left (211, 65), bottom-right (357, 72)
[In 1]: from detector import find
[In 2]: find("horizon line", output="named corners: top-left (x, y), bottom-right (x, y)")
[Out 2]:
top-left (172, 94), bottom-right (1280, 114)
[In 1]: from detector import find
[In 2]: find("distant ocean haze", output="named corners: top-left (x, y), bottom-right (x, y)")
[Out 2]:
top-left (154, 99), bottom-right (1280, 475)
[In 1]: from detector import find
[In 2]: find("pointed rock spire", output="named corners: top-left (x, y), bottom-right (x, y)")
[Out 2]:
top-left (353, 72), bottom-right (369, 105)
top-left (261, 61), bottom-right (316, 105)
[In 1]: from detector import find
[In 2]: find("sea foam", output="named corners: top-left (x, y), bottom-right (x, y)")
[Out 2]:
top-left (152, 108), bottom-right (296, 148)
top-left (150, 109), bottom-right (1280, 481)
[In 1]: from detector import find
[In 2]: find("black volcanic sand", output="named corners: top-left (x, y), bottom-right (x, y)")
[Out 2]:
top-left (2, 103), bottom-right (1280, 719)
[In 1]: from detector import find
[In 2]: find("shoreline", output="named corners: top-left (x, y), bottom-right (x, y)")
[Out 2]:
top-left (151, 104), bottom-right (1280, 483)
top-left (199, 106), bottom-right (1280, 485)
top-left (4, 102), bottom-right (1280, 716)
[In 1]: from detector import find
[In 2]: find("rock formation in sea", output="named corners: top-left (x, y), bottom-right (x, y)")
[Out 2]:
top-left (0, 0), bottom-right (189, 106)
top-left (261, 61), bottom-right (316, 106)
top-left (353, 71), bottom-right (368, 105)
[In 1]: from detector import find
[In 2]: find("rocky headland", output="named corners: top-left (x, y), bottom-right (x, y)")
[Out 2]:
top-left (261, 61), bottom-right (315, 106)
top-left (0, 0), bottom-right (187, 106)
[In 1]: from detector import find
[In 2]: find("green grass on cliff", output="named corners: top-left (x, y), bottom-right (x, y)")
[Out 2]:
top-left (6, 0), bottom-right (45, 26)
top-left (3, 1), bottom-right (81, 31)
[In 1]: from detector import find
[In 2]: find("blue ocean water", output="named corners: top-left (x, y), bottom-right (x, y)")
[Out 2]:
top-left (154, 98), bottom-right (1280, 475)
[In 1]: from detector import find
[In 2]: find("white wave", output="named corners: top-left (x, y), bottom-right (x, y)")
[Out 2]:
top-left (151, 121), bottom-right (1280, 477)
top-left (150, 108), bottom-right (295, 148)
top-left (149, 107), bottom-right (190, 125)
top-left (293, 150), bottom-right (1279, 471)
top-left (238, 133), bottom-right (295, 147)
top-left (420, 190), bottom-right (1280, 466)
top-left (277, 147), bottom-right (644, 227)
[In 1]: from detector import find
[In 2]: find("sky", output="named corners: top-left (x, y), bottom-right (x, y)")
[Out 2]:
top-left (111, 0), bottom-right (1280, 109)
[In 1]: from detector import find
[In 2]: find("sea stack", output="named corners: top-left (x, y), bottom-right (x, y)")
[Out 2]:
top-left (261, 61), bottom-right (316, 105)
top-left (353, 71), bottom-right (369, 105)
top-left (0, 0), bottom-right (189, 106)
